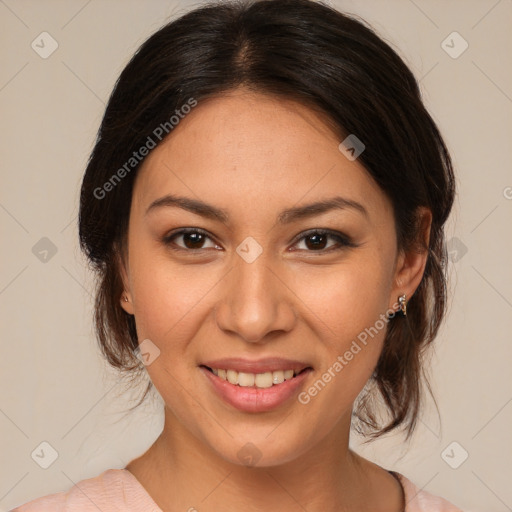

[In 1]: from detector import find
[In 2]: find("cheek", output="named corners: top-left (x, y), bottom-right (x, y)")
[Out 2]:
top-left (127, 253), bottom-right (218, 419)
top-left (290, 254), bottom-right (394, 412)
top-left (128, 249), bottom-right (218, 354)
top-left (291, 254), bottom-right (393, 346)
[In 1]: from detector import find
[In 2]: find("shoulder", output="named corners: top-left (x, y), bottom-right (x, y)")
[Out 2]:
top-left (10, 469), bottom-right (162, 512)
top-left (395, 473), bottom-right (464, 512)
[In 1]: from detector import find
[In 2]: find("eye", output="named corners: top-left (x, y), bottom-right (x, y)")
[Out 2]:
top-left (291, 229), bottom-right (355, 252)
top-left (162, 228), bottom-right (355, 253)
top-left (163, 228), bottom-right (221, 251)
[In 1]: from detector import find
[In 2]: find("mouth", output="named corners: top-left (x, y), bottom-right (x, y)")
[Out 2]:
top-left (201, 366), bottom-right (311, 389)
top-left (199, 358), bottom-right (313, 413)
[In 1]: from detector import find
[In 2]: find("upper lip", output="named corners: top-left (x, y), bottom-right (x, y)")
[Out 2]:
top-left (201, 357), bottom-right (312, 374)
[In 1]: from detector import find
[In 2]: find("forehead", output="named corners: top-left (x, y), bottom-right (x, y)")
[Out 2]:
top-left (132, 90), bottom-right (391, 224)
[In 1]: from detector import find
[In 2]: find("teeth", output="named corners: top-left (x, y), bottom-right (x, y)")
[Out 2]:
top-left (226, 369), bottom-right (238, 385)
top-left (238, 372), bottom-right (255, 387)
top-left (255, 372), bottom-right (273, 388)
top-left (272, 370), bottom-right (284, 385)
top-left (211, 368), bottom-right (299, 388)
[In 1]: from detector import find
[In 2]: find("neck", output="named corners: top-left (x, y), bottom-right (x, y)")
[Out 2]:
top-left (126, 406), bottom-right (403, 512)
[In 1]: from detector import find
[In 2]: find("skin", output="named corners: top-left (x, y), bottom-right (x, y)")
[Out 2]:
top-left (119, 89), bottom-right (431, 512)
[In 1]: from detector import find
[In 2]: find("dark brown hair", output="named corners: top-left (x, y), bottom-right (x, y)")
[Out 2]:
top-left (79, 0), bottom-right (455, 438)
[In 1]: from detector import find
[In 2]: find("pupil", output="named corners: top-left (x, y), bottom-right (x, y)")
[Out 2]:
top-left (306, 234), bottom-right (327, 250)
top-left (184, 232), bottom-right (204, 249)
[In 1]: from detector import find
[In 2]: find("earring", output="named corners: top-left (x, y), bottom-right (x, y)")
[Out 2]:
top-left (398, 294), bottom-right (407, 316)
top-left (123, 295), bottom-right (129, 303)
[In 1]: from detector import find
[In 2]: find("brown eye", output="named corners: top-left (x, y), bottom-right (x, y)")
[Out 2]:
top-left (163, 228), bottom-right (219, 251)
top-left (292, 229), bottom-right (355, 252)
top-left (304, 233), bottom-right (329, 250)
top-left (181, 232), bottom-right (207, 249)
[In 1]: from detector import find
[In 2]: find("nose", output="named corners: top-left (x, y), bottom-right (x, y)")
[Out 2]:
top-left (214, 253), bottom-right (297, 343)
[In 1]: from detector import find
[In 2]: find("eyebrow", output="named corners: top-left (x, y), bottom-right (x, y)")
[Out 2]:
top-left (145, 194), bottom-right (368, 224)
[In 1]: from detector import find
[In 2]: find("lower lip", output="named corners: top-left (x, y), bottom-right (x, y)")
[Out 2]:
top-left (200, 367), bottom-right (311, 413)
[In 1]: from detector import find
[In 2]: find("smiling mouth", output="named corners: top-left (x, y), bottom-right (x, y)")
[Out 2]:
top-left (202, 366), bottom-right (311, 389)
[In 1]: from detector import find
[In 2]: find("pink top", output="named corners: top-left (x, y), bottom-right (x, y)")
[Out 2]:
top-left (11, 468), bottom-right (463, 511)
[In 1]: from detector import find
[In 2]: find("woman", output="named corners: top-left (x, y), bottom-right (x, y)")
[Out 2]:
top-left (13, 0), bottom-right (462, 510)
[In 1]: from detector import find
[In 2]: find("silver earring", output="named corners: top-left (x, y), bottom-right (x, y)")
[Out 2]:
top-left (398, 294), bottom-right (407, 316)
top-left (123, 295), bottom-right (129, 302)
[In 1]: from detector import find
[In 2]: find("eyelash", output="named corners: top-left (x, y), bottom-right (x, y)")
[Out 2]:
top-left (162, 227), bottom-right (356, 254)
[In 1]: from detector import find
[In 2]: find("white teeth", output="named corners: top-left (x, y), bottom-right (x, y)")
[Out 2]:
top-left (284, 369), bottom-right (294, 380)
top-left (226, 369), bottom-right (238, 385)
top-left (238, 372), bottom-right (255, 387)
top-left (255, 372), bottom-right (273, 388)
top-left (210, 367), bottom-right (300, 388)
top-left (272, 370), bottom-right (285, 385)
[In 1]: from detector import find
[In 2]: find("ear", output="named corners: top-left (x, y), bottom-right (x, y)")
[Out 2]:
top-left (117, 245), bottom-right (135, 316)
top-left (389, 207), bottom-right (432, 310)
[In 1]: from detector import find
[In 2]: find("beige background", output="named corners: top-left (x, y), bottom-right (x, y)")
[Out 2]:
top-left (1, 0), bottom-right (511, 510)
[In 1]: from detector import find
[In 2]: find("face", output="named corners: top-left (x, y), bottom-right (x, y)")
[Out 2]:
top-left (120, 89), bottom-right (422, 467)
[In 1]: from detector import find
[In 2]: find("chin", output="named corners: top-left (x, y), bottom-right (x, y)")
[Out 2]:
top-left (195, 421), bottom-right (322, 469)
